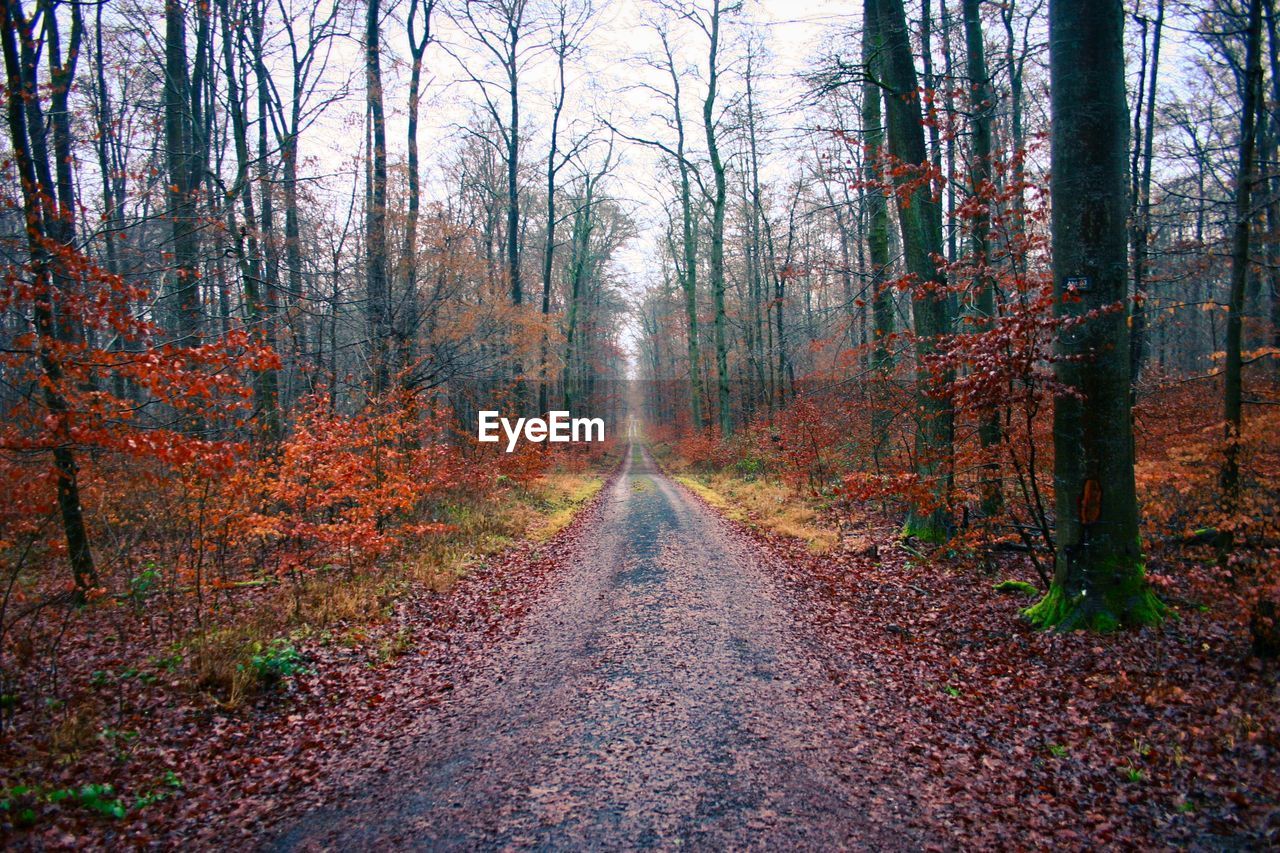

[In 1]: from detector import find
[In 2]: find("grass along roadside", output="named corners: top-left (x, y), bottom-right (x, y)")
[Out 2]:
top-left (529, 472), bottom-right (606, 541)
top-left (672, 470), bottom-right (839, 554)
top-left (194, 464), bottom-right (610, 705)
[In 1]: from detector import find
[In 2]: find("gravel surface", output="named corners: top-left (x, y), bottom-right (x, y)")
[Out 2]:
top-left (274, 445), bottom-right (916, 850)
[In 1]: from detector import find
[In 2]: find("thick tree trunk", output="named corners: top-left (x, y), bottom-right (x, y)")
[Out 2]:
top-left (1026, 0), bottom-right (1163, 631)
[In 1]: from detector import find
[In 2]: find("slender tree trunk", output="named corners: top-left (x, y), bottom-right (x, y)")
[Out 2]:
top-left (365, 0), bottom-right (391, 395)
top-left (507, 53), bottom-right (521, 308)
top-left (702, 0), bottom-right (732, 436)
top-left (1002, 0), bottom-right (1027, 225)
top-left (540, 18), bottom-right (568, 415)
top-left (404, 0), bottom-right (434, 398)
top-left (250, 0), bottom-right (282, 439)
top-left (93, 2), bottom-right (132, 402)
top-left (862, 19), bottom-right (894, 463)
top-left (746, 48), bottom-right (769, 416)
top-left (1222, 0), bottom-right (1265, 530)
top-left (871, 0), bottom-right (954, 542)
top-left (217, 0), bottom-right (279, 439)
top-left (1, 0), bottom-right (97, 593)
top-left (1266, 1), bottom-right (1280, 379)
top-left (663, 32), bottom-right (703, 432)
top-left (164, 0), bottom-right (204, 346)
top-left (92, 3), bottom-right (123, 285)
top-left (1129, 0), bottom-right (1164, 387)
top-left (940, 0), bottom-right (958, 268)
top-left (562, 180), bottom-right (596, 412)
top-left (282, 118), bottom-right (305, 391)
top-left (963, 0), bottom-right (1003, 517)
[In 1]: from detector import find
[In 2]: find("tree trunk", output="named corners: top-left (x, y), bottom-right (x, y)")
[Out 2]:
top-left (1026, 0), bottom-right (1163, 631)
top-left (282, 119), bottom-right (306, 393)
top-left (164, 0), bottom-right (205, 347)
top-left (664, 32), bottom-right (704, 432)
top-left (745, 46), bottom-right (769, 417)
top-left (1221, 0), bottom-right (1265, 533)
top-left (1129, 0), bottom-right (1164, 387)
top-left (1266, 1), bottom-right (1280, 379)
top-left (539, 12), bottom-right (568, 415)
top-left (1001, 0), bottom-right (1027, 225)
top-left (1, 0), bottom-right (97, 593)
top-left (404, 0), bottom-right (434, 398)
top-left (562, 180), bottom-right (596, 412)
top-left (702, 0), bottom-right (732, 436)
top-left (217, 0), bottom-right (279, 439)
top-left (862, 19), bottom-right (894, 463)
top-left (963, 0), bottom-right (1002, 517)
top-left (870, 0), bottom-right (954, 542)
top-left (365, 0), bottom-right (391, 396)
top-left (250, 0), bottom-right (282, 439)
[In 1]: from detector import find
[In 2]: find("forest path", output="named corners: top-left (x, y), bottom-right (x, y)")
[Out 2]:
top-left (274, 443), bottom-right (911, 850)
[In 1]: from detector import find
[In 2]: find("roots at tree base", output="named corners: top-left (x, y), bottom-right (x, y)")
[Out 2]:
top-left (1024, 562), bottom-right (1166, 632)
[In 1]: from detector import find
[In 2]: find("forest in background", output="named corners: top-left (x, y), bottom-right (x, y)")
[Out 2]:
top-left (0, 0), bottom-right (1278, 841)
top-left (632, 0), bottom-right (1279, 634)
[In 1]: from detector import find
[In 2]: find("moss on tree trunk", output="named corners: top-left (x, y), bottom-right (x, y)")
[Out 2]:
top-left (1025, 559), bottom-right (1165, 632)
top-left (902, 516), bottom-right (949, 545)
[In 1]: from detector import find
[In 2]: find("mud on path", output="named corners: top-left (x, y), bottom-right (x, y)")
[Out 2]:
top-left (274, 445), bottom-right (916, 850)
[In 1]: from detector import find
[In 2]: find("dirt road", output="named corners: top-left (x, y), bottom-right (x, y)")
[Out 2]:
top-left (275, 445), bottom-right (913, 850)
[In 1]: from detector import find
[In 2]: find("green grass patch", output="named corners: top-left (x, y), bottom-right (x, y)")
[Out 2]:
top-left (994, 579), bottom-right (1039, 597)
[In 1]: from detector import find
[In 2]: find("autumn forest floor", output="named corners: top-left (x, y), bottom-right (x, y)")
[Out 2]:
top-left (3, 443), bottom-right (1279, 849)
